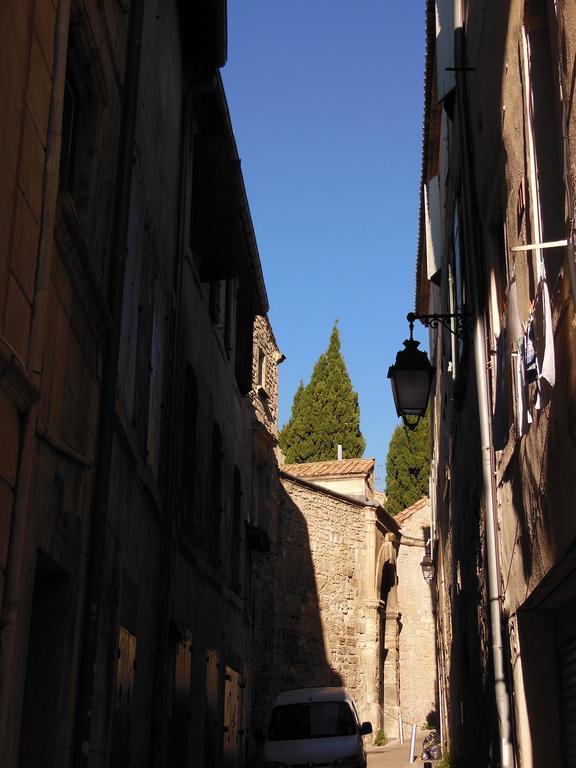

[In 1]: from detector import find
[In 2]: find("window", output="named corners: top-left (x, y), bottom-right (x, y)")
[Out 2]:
top-left (57, 4), bottom-right (110, 279)
top-left (118, 177), bottom-right (145, 420)
top-left (209, 424), bottom-right (223, 566)
top-left (59, 7), bottom-right (106, 203)
top-left (254, 462), bottom-right (268, 528)
top-left (182, 366), bottom-right (198, 531)
top-left (487, 211), bottom-right (513, 449)
top-left (267, 703), bottom-right (357, 741)
top-left (234, 284), bottom-right (255, 395)
top-left (146, 279), bottom-right (166, 475)
top-left (257, 348), bottom-right (266, 389)
top-left (522, 1), bottom-right (565, 285)
top-left (209, 280), bottom-right (224, 324)
top-left (210, 278), bottom-right (236, 357)
top-left (448, 201), bottom-right (467, 378)
top-left (224, 278), bottom-right (236, 355)
top-left (230, 468), bottom-right (242, 592)
top-left (59, 76), bottom-right (79, 192)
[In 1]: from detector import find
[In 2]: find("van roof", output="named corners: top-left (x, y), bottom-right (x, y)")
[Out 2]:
top-left (273, 687), bottom-right (354, 706)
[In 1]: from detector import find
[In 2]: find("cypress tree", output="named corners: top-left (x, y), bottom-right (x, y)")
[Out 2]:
top-left (279, 323), bottom-right (366, 463)
top-left (384, 414), bottom-right (430, 516)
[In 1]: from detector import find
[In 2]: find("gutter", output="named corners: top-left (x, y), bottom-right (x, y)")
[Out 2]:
top-left (415, 0), bottom-right (438, 313)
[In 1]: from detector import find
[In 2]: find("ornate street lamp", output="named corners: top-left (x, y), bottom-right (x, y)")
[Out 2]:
top-left (388, 311), bottom-right (469, 429)
top-left (387, 317), bottom-right (435, 430)
top-left (420, 553), bottom-right (435, 583)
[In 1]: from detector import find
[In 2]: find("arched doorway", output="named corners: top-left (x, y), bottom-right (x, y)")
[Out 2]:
top-left (376, 540), bottom-right (400, 734)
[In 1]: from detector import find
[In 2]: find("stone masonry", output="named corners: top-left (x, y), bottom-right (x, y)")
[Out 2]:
top-left (274, 462), bottom-right (401, 731)
top-left (396, 498), bottom-right (438, 729)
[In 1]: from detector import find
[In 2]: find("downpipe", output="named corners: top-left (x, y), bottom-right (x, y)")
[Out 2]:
top-left (472, 315), bottom-right (514, 768)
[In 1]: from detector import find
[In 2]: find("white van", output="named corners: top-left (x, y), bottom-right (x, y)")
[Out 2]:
top-left (262, 686), bottom-right (372, 768)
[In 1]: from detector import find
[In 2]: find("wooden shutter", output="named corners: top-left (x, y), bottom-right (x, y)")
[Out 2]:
top-left (425, 177), bottom-right (442, 280)
top-left (223, 667), bottom-right (242, 768)
top-left (111, 627), bottom-right (137, 767)
top-left (172, 632), bottom-right (193, 765)
top-left (204, 649), bottom-right (221, 766)
top-left (435, 0), bottom-right (456, 101)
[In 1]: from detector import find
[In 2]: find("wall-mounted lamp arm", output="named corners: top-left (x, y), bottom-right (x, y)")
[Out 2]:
top-left (407, 312), bottom-right (470, 341)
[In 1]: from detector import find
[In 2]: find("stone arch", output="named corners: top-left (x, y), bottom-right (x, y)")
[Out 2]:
top-left (375, 536), bottom-right (400, 734)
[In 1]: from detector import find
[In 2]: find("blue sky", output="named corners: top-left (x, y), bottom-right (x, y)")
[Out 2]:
top-left (223, 1), bottom-right (428, 486)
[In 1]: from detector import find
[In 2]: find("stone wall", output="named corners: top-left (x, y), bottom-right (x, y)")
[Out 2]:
top-left (250, 314), bottom-right (282, 437)
top-left (273, 473), bottom-right (398, 728)
top-left (396, 499), bottom-right (437, 729)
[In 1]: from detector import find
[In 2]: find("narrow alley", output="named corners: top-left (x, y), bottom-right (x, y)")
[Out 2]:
top-left (1, 1), bottom-right (576, 767)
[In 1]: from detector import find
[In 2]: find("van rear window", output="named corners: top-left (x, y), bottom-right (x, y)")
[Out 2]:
top-left (267, 702), bottom-right (357, 741)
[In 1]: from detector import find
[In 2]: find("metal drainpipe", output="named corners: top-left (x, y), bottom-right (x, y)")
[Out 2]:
top-left (454, 28), bottom-right (514, 768)
top-left (74, 1), bottom-right (145, 763)
top-left (472, 314), bottom-right (514, 768)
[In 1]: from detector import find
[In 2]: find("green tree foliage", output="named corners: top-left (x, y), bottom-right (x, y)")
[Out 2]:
top-left (279, 323), bottom-right (366, 463)
top-left (385, 414), bottom-right (430, 516)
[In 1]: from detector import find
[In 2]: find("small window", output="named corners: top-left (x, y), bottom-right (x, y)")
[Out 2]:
top-left (230, 468), bottom-right (242, 591)
top-left (254, 462), bottom-right (268, 527)
top-left (257, 349), bottom-right (266, 388)
top-left (59, 77), bottom-right (79, 191)
top-left (146, 280), bottom-right (166, 475)
top-left (448, 202), bottom-right (467, 377)
top-left (234, 285), bottom-right (255, 395)
top-left (182, 366), bottom-right (198, 531)
top-left (209, 281), bottom-right (224, 325)
top-left (209, 424), bottom-right (223, 566)
top-left (224, 278), bottom-right (236, 355)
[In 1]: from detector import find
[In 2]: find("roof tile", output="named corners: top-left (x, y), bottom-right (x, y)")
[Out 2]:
top-left (282, 458), bottom-right (375, 478)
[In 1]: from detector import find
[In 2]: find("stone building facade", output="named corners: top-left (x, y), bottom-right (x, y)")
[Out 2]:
top-left (0, 2), bottom-right (282, 767)
top-left (266, 459), bottom-right (401, 732)
top-left (415, 1), bottom-right (576, 765)
top-left (395, 498), bottom-right (437, 731)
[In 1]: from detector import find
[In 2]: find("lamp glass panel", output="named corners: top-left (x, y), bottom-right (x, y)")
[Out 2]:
top-left (422, 564), bottom-right (435, 582)
top-left (391, 368), bottom-right (431, 415)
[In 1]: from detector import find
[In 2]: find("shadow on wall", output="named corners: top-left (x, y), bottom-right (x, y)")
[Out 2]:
top-left (447, 455), bottom-right (496, 768)
top-left (251, 482), bottom-right (342, 733)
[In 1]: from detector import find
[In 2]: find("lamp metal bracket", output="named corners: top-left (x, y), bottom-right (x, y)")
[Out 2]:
top-left (407, 312), bottom-right (470, 341)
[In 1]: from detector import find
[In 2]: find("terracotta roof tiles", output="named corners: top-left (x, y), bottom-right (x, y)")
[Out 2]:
top-left (282, 458), bottom-right (375, 479)
top-left (395, 497), bottom-right (429, 523)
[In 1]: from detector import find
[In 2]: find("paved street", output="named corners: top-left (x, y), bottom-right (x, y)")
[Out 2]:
top-left (367, 740), bottom-right (418, 768)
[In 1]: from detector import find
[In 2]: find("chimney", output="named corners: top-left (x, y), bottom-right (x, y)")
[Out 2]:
top-left (337, 444), bottom-right (343, 461)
